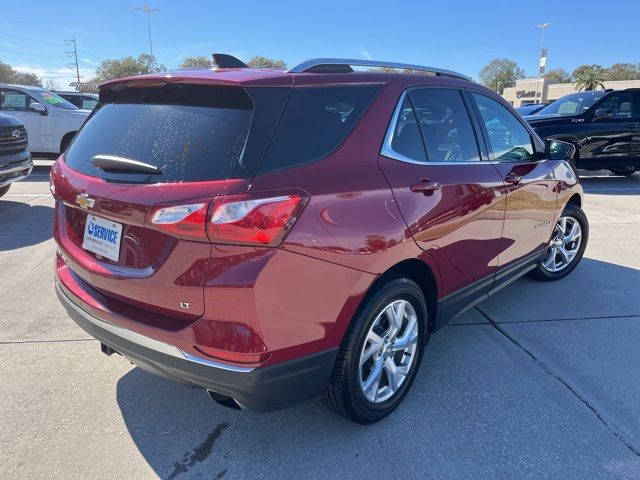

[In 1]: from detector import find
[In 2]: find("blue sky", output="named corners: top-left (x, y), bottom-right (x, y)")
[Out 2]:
top-left (1, 0), bottom-right (638, 88)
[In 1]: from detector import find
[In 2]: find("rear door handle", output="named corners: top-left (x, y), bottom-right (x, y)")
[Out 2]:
top-left (504, 172), bottom-right (522, 185)
top-left (410, 178), bottom-right (441, 194)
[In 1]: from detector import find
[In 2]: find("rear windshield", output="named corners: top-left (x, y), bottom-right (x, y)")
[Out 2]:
top-left (258, 84), bottom-right (381, 173)
top-left (65, 85), bottom-right (254, 183)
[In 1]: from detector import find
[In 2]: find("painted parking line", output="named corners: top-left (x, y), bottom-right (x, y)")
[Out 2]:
top-left (3, 194), bottom-right (52, 197)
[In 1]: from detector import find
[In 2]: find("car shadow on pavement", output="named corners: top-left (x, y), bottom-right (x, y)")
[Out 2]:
top-left (0, 200), bottom-right (53, 251)
top-left (476, 257), bottom-right (640, 322)
top-left (18, 165), bottom-right (53, 182)
top-left (115, 256), bottom-right (640, 479)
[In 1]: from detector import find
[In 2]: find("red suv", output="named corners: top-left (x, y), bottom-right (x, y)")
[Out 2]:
top-left (52, 55), bottom-right (588, 423)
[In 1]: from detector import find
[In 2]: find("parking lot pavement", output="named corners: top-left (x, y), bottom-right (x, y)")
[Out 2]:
top-left (1, 169), bottom-right (639, 479)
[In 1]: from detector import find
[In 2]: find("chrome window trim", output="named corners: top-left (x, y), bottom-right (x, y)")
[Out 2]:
top-left (380, 89), bottom-right (492, 166)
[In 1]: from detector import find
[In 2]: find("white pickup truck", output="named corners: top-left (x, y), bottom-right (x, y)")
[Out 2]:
top-left (0, 84), bottom-right (91, 155)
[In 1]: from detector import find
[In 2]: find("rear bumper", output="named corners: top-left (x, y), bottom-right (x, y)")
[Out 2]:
top-left (56, 280), bottom-right (338, 412)
top-left (0, 150), bottom-right (32, 187)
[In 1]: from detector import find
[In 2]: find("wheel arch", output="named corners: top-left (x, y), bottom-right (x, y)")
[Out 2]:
top-left (566, 193), bottom-right (581, 208)
top-left (360, 258), bottom-right (439, 332)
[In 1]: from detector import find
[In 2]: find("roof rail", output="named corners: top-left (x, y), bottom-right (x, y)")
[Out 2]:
top-left (287, 58), bottom-right (471, 81)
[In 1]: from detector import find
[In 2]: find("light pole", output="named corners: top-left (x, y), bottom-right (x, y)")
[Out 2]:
top-left (534, 22), bottom-right (551, 103)
top-left (135, 5), bottom-right (160, 57)
top-left (496, 81), bottom-right (502, 94)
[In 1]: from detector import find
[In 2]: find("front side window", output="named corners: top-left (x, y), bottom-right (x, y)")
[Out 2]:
top-left (593, 92), bottom-right (635, 120)
top-left (472, 93), bottom-right (535, 162)
top-left (0, 89), bottom-right (36, 112)
top-left (409, 88), bottom-right (480, 162)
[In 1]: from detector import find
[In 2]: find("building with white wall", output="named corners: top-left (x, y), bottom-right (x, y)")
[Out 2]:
top-left (502, 78), bottom-right (640, 106)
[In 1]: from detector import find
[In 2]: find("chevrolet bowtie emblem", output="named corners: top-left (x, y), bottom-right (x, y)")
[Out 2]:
top-left (76, 193), bottom-right (95, 209)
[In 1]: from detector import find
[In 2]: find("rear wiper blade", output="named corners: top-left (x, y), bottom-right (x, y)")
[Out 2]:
top-left (90, 155), bottom-right (162, 175)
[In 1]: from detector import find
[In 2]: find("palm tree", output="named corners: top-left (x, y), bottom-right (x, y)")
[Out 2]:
top-left (571, 64), bottom-right (606, 91)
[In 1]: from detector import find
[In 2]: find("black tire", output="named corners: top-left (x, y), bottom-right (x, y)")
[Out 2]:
top-left (530, 203), bottom-right (589, 281)
top-left (322, 277), bottom-right (428, 424)
top-left (0, 184), bottom-right (10, 198)
top-left (610, 167), bottom-right (636, 177)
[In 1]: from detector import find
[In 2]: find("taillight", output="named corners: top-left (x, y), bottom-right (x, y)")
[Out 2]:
top-left (150, 203), bottom-right (208, 241)
top-left (208, 195), bottom-right (305, 246)
top-left (149, 194), bottom-right (306, 246)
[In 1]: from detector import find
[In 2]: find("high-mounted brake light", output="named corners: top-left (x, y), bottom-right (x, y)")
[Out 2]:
top-left (208, 195), bottom-right (305, 246)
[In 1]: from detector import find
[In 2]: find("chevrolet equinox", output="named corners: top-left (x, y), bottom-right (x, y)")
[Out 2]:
top-left (52, 54), bottom-right (588, 423)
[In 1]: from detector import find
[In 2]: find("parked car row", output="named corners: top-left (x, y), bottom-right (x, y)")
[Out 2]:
top-left (0, 85), bottom-right (98, 198)
top-left (0, 84), bottom-right (90, 156)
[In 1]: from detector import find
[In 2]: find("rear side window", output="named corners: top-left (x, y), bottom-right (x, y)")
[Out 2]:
top-left (65, 85), bottom-right (254, 183)
top-left (258, 85), bottom-right (380, 173)
top-left (472, 93), bottom-right (535, 162)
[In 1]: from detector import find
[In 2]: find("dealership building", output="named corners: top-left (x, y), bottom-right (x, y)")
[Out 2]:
top-left (502, 78), bottom-right (640, 107)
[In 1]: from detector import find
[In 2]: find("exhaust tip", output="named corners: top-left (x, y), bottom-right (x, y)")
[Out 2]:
top-left (100, 342), bottom-right (119, 356)
top-left (207, 390), bottom-right (242, 410)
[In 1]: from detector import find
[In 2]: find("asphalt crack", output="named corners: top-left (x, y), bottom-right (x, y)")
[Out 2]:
top-left (475, 306), bottom-right (640, 457)
top-left (166, 422), bottom-right (230, 480)
top-left (450, 312), bottom-right (640, 327)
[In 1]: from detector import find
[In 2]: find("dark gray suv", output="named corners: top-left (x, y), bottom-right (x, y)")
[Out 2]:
top-left (0, 113), bottom-right (32, 197)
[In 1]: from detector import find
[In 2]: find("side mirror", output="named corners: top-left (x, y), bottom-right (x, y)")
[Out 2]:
top-left (593, 108), bottom-right (612, 120)
top-left (29, 102), bottom-right (47, 115)
top-left (545, 139), bottom-right (576, 161)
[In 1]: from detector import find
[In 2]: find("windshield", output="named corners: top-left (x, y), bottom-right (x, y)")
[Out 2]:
top-left (33, 89), bottom-right (78, 110)
top-left (536, 91), bottom-right (605, 117)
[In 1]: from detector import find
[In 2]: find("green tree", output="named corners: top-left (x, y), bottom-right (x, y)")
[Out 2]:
top-left (179, 56), bottom-right (213, 69)
top-left (246, 55), bottom-right (286, 69)
top-left (606, 63), bottom-right (640, 81)
top-left (478, 59), bottom-right (525, 94)
top-left (0, 61), bottom-right (42, 86)
top-left (545, 68), bottom-right (572, 83)
top-left (91, 54), bottom-right (166, 82)
top-left (572, 64), bottom-right (606, 91)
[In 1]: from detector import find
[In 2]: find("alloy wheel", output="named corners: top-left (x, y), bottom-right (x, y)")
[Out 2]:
top-left (541, 216), bottom-right (582, 273)
top-left (358, 299), bottom-right (419, 403)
